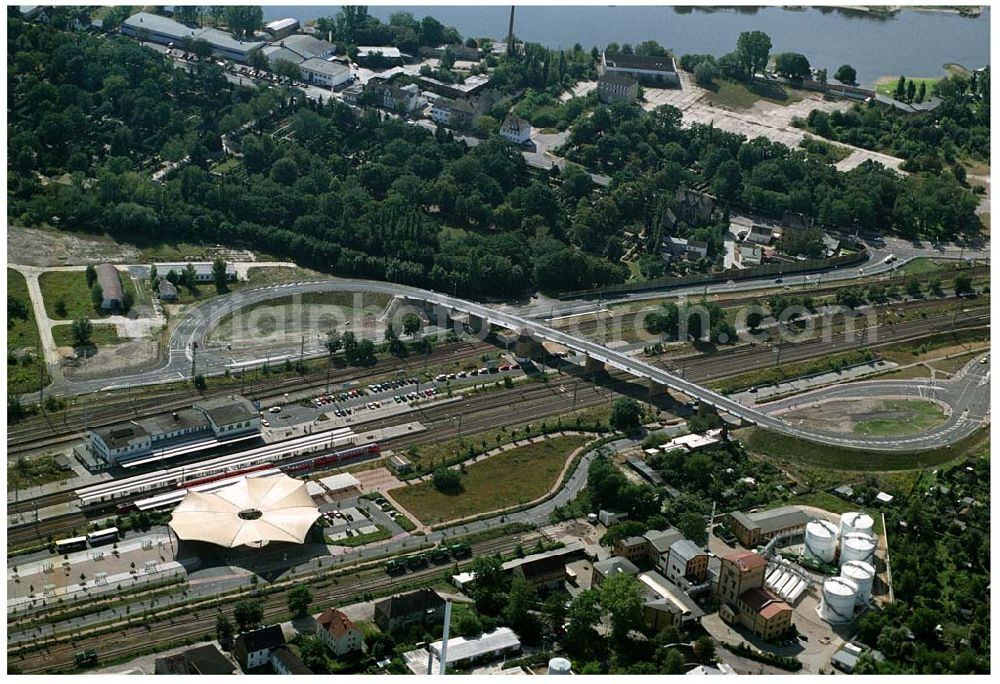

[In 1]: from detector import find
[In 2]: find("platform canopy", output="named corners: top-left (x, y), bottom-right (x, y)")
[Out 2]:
top-left (169, 474), bottom-right (320, 548)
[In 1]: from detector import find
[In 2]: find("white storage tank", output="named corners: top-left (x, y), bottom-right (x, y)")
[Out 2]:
top-left (840, 511), bottom-right (875, 538)
top-left (548, 657), bottom-right (573, 675)
top-left (804, 519), bottom-right (839, 563)
top-left (821, 576), bottom-right (858, 623)
top-left (841, 560), bottom-right (876, 606)
top-left (840, 532), bottom-right (876, 565)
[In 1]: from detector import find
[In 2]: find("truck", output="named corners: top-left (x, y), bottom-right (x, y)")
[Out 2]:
top-left (448, 542), bottom-right (472, 558)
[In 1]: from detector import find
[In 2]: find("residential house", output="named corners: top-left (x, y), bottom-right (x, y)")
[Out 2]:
top-left (601, 51), bottom-right (679, 87)
top-left (233, 624), bottom-right (286, 672)
top-left (674, 187), bottom-right (715, 224)
top-left (638, 571), bottom-right (706, 631)
top-left (591, 556), bottom-right (640, 587)
top-left (316, 608), bottom-right (364, 656)
top-left (597, 72), bottom-right (640, 104)
top-left (745, 225), bottom-right (775, 245)
top-left (509, 553), bottom-right (569, 592)
top-left (154, 644), bottom-right (237, 675)
top-left (96, 263), bottom-right (124, 310)
top-left (383, 83), bottom-right (423, 114)
top-left (665, 539), bottom-right (709, 585)
top-left (662, 236), bottom-right (708, 261)
top-left (739, 244), bottom-right (764, 266)
top-left (613, 536), bottom-right (648, 565)
top-left (644, 528), bottom-right (685, 574)
top-left (727, 506), bottom-right (810, 548)
top-left (500, 115), bottom-right (532, 145)
top-left (343, 82), bottom-right (365, 104)
top-left (270, 646), bottom-right (312, 674)
top-left (431, 97), bottom-right (481, 129)
top-left (374, 589), bottom-right (445, 634)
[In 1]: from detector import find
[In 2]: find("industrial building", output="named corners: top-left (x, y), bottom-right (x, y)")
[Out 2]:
top-left (95, 263), bottom-right (124, 310)
top-left (601, 51), bottom-right (679, 87)
top-left (121, 12), bottom-right (264, 63)
top-left (154, 261), bottom-right (236, 282)
top-left (638, 570), bottom-right (706, 631)
top-left (591, 556), bottom-right (640, 587)
top-left (427, 628), bottom-right (521, 672)
top-left (664, 539), bottom-right (710, 586)
top-left (728, 506), bottom-right (811, 548)
top-left (300, 57), bottom-right (353, 88)
top-left (715, 551), bottom-right (792, 641)
top-left (264, 17), bottom-right (299, 40)
top-left (503, 542), bottom-right (586, 591)
top-left (597, 72), bottom-right (639, 103)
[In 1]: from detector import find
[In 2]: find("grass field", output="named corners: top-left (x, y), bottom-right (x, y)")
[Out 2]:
top-left (737, 426), bottom-right (987, 472)
top-left (853, 399), bottom-right (947, 437)
top-left (209, 291), bottom-right (391, 341)
top-left (8, 454), bottom-right (73, 490)
top-left (711, 349), bottom-right (875, 394)
top-left (7, 268), bottom-right (51, 393)
top-left (51, 323), bottom-right (122, 348)
top-left (874, 76), bottom-right (941, 99)
top-left (897, 258), bottom-right (943, 276)
top-left (392, 435), bottom-right (591, 525)
top-left (704, 78), bottom-right (805, 109)
top-left (39, 269), bottom-right (137, 319)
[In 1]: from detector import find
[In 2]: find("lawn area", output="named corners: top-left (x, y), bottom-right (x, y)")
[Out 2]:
top-left (328, 524), bottom-right (391, 547)
top-left (737, 426), bottom-right (987, 472)
top-left (897, 258), bottom-right (943, 276)
top-left (51, 323), bottom-right (122, 348)
top-left (704, 78), bottom-right (804, 109)
top-left (711, 349), bottom-right (875, 394)
top-left (7, 268), bottom-right (51, 393)
top-left (39, 269), bottom-right (137, 319)
top-left (244, 265), bottom-right (325, 287)
top-left (392, 435), bottom-right (592, 525)
top-left (853, 400), bottom-right (947, 437)
top-left (874, 75), bottom-right (941, 99)
top-left (208, 291), bottom-right (391, 341)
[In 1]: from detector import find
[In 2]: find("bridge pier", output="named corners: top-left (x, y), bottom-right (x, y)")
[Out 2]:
top-left (584, 355), bottom-right (605, 375)
top-left (647, 379), bottom-right (670, 399)
top-left (514, 331), bottom-right (542, 364)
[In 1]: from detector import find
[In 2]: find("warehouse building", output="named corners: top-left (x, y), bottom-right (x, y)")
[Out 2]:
top-left (728, 506), bottom-right (810, 548)
top-left (120, 12), bottom-right (264, 63)
top-left (264, 17), bottom-right (299, 40)
top-left (300, 57), bottom-right (353, 88)
top-left (601, 51), bottom-right (679, 87)
top-left (96, 263), bottom-right (124, 310)
top-left (154, 262), bottom-right (236, 283)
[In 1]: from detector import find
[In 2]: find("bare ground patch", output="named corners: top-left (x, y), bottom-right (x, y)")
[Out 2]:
top-left (61, 339), bottom-right (161, 380)
top-left (8, 224), bottom-right (140, 266)
top-left (780, 397), bottom-right (948, 436)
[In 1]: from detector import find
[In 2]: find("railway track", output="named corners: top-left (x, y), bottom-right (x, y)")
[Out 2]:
top-left (10, 531), bottom-right (544, 673)
top-left (7, 340), bottom-right (490, 457)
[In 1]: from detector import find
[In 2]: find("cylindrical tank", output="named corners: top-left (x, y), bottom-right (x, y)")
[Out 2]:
top-left (804, 519), bottom-right (839, 563)
top-left (841, 560), bottom-right (876, 605)
top-left (548, 658), bottom-right (572, 675)
top-left (840, 511), bottom-right (875, 538)
top-left (821, 576), bottom-right (858, 622)
top-left (840, 532), bottom-right (876, 565)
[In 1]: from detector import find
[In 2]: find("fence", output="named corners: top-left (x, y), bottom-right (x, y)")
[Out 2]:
top-left (558, 248), bottom-right (868, 299)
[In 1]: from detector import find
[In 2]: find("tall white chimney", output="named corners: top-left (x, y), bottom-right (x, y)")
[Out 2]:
top-left (439, 599), bottom-right (453, 675)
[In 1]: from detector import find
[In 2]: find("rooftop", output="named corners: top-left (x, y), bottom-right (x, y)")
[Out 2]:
top-left (740, 587), bottom-right (792, 619)
top-left (593, 556), bottom-right (640, 578)
top-left (669, 539), bottom-right (706, 562)
top-left (261, 45), bottom-right (305, 65)
top-left (644, 527), bottom-right (685, 554)
top-left (317, 608), bottom-right (356, 640)
top-left (195, 395), bottom-right (257, 427)
top-left (301, 57), bottom-right (351, 77)
top-left (375, 588), bottom-right (443, 619)
top-left (429, 627), bottom-right (521, 664)
top-left (96, 263), bottom-right (124, 301)
top-left (280, 34), bottom-right (337, 60)
top-left (729, 506), bottom-right (810, 535)
top-left (270, 645), bottom-right (312, 674)
top-left (195, 28), bottom-right (265, 54)
top-left (722, 550), bottom-right (767, 572)
top-left (136, 407), bottom-right (209, 436)
top-left (265, 18), bottom-right (299, 32)
top-left (639, 571), bottom-right (705, 619)
top-left (236, 624), bottom-right (285, 654)
top-left (123, 12), bottom-right (200, 40)
top-left (604, 51), bottom-right (676, 73)
top-left (92, 422), bottom-right (149, 449)
top-left (358, 46), bottom-right (402, 59)
top-left (599, 72), bottom-right (639, 87)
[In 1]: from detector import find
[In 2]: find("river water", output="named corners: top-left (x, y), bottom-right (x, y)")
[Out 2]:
top-left (261, 5), bottom-right (989, 87)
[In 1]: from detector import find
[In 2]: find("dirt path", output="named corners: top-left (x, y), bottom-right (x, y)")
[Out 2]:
top-left (9, 264), bottom-right (63, 383)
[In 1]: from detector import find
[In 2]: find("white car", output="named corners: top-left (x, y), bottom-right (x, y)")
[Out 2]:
top-left (268, 406), bottom-right (282, 413)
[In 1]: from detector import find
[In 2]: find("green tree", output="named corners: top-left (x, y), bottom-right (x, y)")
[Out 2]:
top-left (324, 330), bottom-right (342, 357)
top-left (609, 397), bottom-right (642, 432)
top-left (954, 273), bottom-right (973, 296)
top-left (470, 554), bottom-right (507, 616)
top-left (298, 635), bottom-right (330, 673)
top-left (564, 590), bottom-right (602, 659)
top-left (224, 5), bottom-right (263, 39)
top-left (71, 317), bottom-right (93, 347)
top-left (190, 38), bottom-right (213, 61)
top-left (677, 510), bottom-right (708, 545)
top-left (272, 58), bottom-right (302, 82)
top-left (90, 282), bottom-right (103, 311)
top-left (288, 584), bottom-right (313, 617)
top-left (182, 263), bottom-right (198, 293)
top-left (504, 578), bottom-right (541, 643)
top-left (735, 30), bottom-right (771, 81)
top-left (906, 79), bottom-right (917, 102)
top-left (215, 613), bottom-right (235, 645)
top-left (773, 52), bottom-right (810, 80)
top-left (233, 599), bottom-right (264, 632)
top-left (432, 466), bottom-right (462, 494)
top-left (928, 276), bottom-right (944, 297)
top-left (895, 75), bottom-right (906, 100)
top-left (694, 60), bottom-right (718, 87)
top-left (917, 80), bottom-right (927, 103)
top-left (148, 265), bottom-right (158, 289)
top-left (247, 49), bottom-right (268, 72)
top-left (693, 635), bottom-right (717, 663)
top-left (54, 297), bottom-right (67, 318)
top-left (212, 258), bottom-right (229, 294)
top-left (834, 64), bottom-right (857, 84)
top-left (661, 648), bottom-right (686, 674)
top-left (906, 278), bottom-right (923, 298)
top-left (402, 313), bottom-right (421, 336)
top-left (85, 264), bottom-right (97, 288)
top-left (599, 572), bottom-right (643, 642)
top-left (194, 374), bottom-right (207, 391)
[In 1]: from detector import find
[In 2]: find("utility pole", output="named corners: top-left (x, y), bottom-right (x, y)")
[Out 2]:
top-left (506, 6), bottom-right (515, 56)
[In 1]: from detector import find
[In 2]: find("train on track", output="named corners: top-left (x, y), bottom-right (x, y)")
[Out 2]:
top-left (384, 542), bottom-right (472, 574)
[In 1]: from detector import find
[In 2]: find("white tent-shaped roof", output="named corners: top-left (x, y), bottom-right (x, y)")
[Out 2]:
top-left (169, 474), bottom-right (320, 548)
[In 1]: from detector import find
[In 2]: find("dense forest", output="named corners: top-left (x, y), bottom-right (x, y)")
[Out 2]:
top-left (559, 102), bottom-right (981, 241)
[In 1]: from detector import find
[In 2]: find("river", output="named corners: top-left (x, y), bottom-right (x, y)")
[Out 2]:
top-left (260, 5), bottom-right (989, 87)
